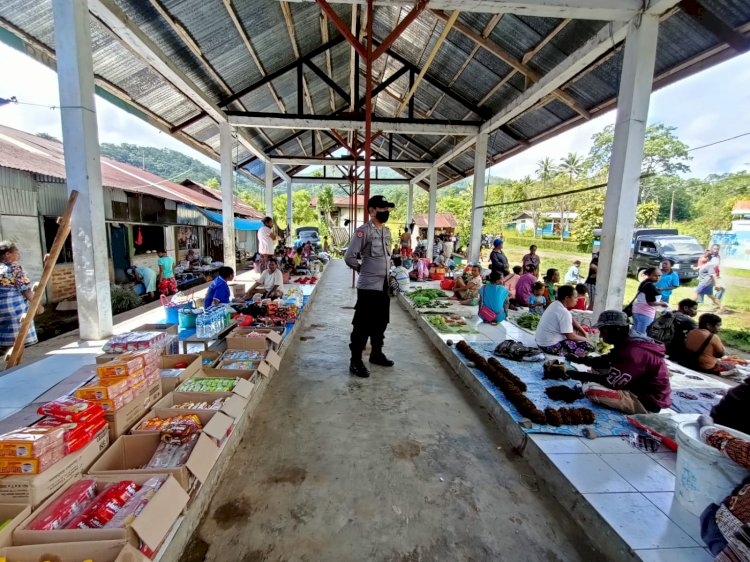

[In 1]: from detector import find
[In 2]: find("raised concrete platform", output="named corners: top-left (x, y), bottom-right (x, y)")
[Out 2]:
top-left (398, 280), bottom-right (724, 562)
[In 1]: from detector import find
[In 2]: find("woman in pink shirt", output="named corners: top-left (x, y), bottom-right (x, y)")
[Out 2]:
top-left (514, 264), bottom-right (538, 306)
top-left (503, 265), bottom-right (522, 300)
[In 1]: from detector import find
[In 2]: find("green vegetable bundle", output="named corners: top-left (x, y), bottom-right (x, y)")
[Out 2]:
top-left (407, 289), bottom-right (447, 301)
top-left (516, 314), bottom-right (541, 330)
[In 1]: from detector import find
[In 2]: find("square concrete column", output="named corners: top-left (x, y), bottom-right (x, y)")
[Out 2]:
top-left (594, 15), bottom-right (660, 316)
top-left (52, 0), bottom-right (112, 340)
top-left (219, 122), bottom-right (236, 271)
top-left (406, 181), bottom-right (414, 228)
top-left (264, 164), bottom-right (274, 218)
top-left (469, 130), bottom-right (488, 264)
top-left (426, 168), bottom-right (437, 262)
top-left (286, 180), bottom-right (293, 243)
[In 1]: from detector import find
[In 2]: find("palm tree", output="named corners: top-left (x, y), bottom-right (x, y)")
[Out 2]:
top-left (532, 158), bottom-right (557, 239)
top-left (555, 153), bottom-right (586, 240)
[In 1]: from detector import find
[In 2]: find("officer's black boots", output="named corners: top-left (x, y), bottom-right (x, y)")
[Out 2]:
top-left (349, 359), bottom-right (370, 378)
top-left (369, 352), bottom-right (394, 367)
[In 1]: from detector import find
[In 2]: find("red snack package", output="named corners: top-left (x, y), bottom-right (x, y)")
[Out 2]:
top-left (27, 479), bottom-right (98, 530)
top-left (67, 480), bottom-right (139, 529)
top-left (160, 414), bottom-right (202, 444)
top-left (64, 417), bottom-right (108, 454)
top-left (37, 396), bottom-right (105, 422)
top-left (104, 476), bottom-right (165, 528)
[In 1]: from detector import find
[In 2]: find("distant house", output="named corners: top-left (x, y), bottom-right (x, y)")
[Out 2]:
top-left (510, 211), bottom-right (579, 235)
top-left (309, 195), bottom-right (365, 227)
top-left (411, 213), bottom-right (458, 236)
top-left (0, 124), bottom-right (262, 303)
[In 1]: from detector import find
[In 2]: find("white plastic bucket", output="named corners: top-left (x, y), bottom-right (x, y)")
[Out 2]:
top-left (675, 421), bottom-right (750, 517)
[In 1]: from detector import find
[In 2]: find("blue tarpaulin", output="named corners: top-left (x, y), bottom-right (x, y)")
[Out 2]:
top-left (199, 209), bottom-right (262, 231)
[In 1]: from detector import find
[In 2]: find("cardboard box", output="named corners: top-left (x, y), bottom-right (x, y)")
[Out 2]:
top-left (0, 427), bottom-right (109, 507)
top-left (130, 407), bottom-right (234, 440)
top-left (88, 431), bottom-right (226, 491)
top-left (0, 503), bottom-right (31, 547)
top-left (131, 323), bottom-right (178, 336)
top-left (13, 475), bottom-right (188, 554)
top-left (149, 391), bottom-right (248, 421)
top-left (0, 540), bottom-right (149, 562)
top-left (158, 354), bottom-right (201, 393)
top-left (199, 350), bottom-right (221, 368)
top-left (225, 329), bottom-right (274, 352)
top-left (105, 380), bottom-right (163, 441)
top-left (173, 377), bottom-right (255, 399)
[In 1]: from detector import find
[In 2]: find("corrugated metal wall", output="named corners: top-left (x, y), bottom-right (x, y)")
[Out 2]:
top-left (0, 168), bottom-right (37, 216)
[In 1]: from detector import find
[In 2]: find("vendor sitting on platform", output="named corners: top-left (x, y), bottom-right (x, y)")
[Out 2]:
top-left (451, 264), bottom-right (482, 305)
top-left (245, 259), bottom-right (284, 300)
top-left (535, 285), bottom-right (593, 356)
top-left (205, 266), bottom-right (234, 305)
top-left (185, 249), bottom-right (201, 268)
top-left (683, 313), bottom-right (735, 373)
top-left (566, 310), bottom-right (671, 414)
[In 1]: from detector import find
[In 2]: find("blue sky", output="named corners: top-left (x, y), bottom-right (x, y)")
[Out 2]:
top-left (1, 42), bottom-right (748, 182)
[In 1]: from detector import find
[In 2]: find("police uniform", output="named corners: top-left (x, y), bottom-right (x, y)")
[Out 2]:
top-left (345, 214), bottom-right (393, 365)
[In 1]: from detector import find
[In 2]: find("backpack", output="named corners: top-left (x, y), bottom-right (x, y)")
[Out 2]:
top-left (647, 311), bottom-right (676, 344)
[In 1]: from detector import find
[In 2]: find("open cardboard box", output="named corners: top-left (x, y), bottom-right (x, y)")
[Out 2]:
top-left (130, 408), bottom-right (236, 446)
top-left (225, 328), bottom-right (282, 352)
top-left (106, 380), bottom-right (163, 441)
top-left (0, 503), bottom-right (31, 547)
top-left (0, 540), bottom-right (149, 562)
top-left (0, 427), bottom-right (109, 508)
top-left (149, 391), bottom-right (248, 421)
top-left (158, 354), bottom-right (201, 393)
top-left (174, 375), bottom-right (255, 398)
top-left (199, 350), bottom-right (221, 368)
top-left (88, 432), bottom-right (225, 492)
top-left (13, 474), bottom-right (188, 553)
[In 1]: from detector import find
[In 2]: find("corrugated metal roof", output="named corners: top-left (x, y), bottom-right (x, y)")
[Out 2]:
top-left (0, 124), bottom-right (262, 217)
top-left (412, 212), bottom-right (458, 229)
top-left (0, 1), bottom-right (748, 189)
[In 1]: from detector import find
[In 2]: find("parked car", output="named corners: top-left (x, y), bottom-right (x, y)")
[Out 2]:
top-left (592, 228), bottom-right (704, 282)
top-left (294, 226), bottom-right (322, 251)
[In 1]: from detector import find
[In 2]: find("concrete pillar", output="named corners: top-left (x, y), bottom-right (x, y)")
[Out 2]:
top-left (594, 15), bottom-right (659, 317)
top-left (426, 168), bottom-right (437, 262)
top-left (52, 0), bottom-right (112, 340)
top-left (286, 180), bottom-right (293, 244)
top-left (469, 130), bottom-right (488, 264)
top-left (264, 164), bottom-right (274, 218)
top-left (219, 122), bottom-right (236, 271)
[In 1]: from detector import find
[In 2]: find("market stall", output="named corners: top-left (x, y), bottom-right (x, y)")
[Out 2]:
top-left (0, 264), bottom-right (327, 561)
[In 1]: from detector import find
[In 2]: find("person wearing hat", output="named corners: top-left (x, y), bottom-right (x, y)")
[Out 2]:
top-left (344, 195), bottom-right (396, 378)
top-left (489, 238), bottom-right (509, 276)
top-left (566, 310), bottom-right (671, 414)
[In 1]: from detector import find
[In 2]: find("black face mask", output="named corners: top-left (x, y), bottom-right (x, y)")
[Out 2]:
top-left (375, 211), bottom-right (390, 223)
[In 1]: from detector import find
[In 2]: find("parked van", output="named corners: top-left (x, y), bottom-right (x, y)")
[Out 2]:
top-left (592, 228), bottom-right (704, 281)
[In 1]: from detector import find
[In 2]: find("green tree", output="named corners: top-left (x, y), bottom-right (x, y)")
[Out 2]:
top-left (571, 190), bottom-right (605, 251)
top-left (205, 177), bottom-right (220, 189)
top-left (272, 191), bottom-right (318, 231)
top-left (635, 201), bottom-right (660, 227)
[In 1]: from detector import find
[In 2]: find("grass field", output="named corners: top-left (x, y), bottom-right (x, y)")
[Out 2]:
top-left (492, 243), bottom-right (750, 353)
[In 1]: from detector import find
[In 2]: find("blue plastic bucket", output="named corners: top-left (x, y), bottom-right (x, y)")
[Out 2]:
top-left (164, 306), bottom-right (179, 324)
top-left (178, 309), bottom-right (197, 328)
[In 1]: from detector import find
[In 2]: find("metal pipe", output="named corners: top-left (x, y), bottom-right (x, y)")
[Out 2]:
top-left (363, 0), bottom-right (373, 225)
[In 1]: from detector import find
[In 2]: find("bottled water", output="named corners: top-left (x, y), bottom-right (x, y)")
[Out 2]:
top-left (196, 312), bottom-right (205, 338)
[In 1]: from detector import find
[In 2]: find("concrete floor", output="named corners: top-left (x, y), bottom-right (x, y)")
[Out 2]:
top-left (189, 261), bottom-right (596, 562)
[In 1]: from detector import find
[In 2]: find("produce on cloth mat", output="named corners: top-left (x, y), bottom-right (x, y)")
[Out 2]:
top-left (545, 385), bottom-right (583, 403)
top-left (407, 289), bottom-right (447, 301)
top-left (455, 341), bottom-right (595, 426)
top-left (516, 314), bottom-right (540, 330)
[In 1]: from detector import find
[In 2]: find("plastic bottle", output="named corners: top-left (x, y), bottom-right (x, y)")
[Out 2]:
top-left (196, 312), bottom-right (205, 338)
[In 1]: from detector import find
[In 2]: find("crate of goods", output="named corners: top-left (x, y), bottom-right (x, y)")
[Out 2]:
top-left (0, 427), bottom-right (67, 476)
top-left (0, 540), bottom-right (149, 562)
top-left (13, 475), bottom-right (188, 557)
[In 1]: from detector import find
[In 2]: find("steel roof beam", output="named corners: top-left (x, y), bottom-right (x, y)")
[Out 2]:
top-left (411, 0), bottom-right (682, 185)
top-left (284, 1), bottom-right (644, 21)
top-left (227, 113), bottom-right (480, 135)
top-left (88, 0), bottom-right (271, 171)
top-left (354, 65), bottom-right (409, 109)
top-left (433, 10), bottom-right (590, 120)
top-left (379, 44), bottom-right (493, 119)
top-left (290, 177), bottom-right (409, 184)
top-left (271, 157), bottom-right (431, 167)
top-left (305, 59), bottom-right (350, 103)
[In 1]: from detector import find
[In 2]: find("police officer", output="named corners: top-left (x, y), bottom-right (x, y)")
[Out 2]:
top-left (344, 195), bottom-right (395, 377)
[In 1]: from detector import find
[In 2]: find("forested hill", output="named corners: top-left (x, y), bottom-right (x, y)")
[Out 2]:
top-left (99, 142), bottom-right (258, 191)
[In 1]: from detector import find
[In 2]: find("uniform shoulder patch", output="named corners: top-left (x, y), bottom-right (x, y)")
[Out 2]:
top-left (356, 230), bottom-right (364, 238)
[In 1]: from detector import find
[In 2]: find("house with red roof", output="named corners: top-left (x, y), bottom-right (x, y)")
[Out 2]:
top-left (0, 124), bottom-right (262, 303)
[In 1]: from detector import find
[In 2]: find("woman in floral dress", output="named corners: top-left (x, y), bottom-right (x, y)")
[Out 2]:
top-left (0, 242), bottom-right (41, 350)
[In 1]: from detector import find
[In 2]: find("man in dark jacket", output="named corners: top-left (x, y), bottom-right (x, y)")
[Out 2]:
top-left (710, 380), bottom-right (750, 435)
top-left (489, 239), bottom-right (509, 276)
top-left (566, 310), bottom-right (671, 413)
